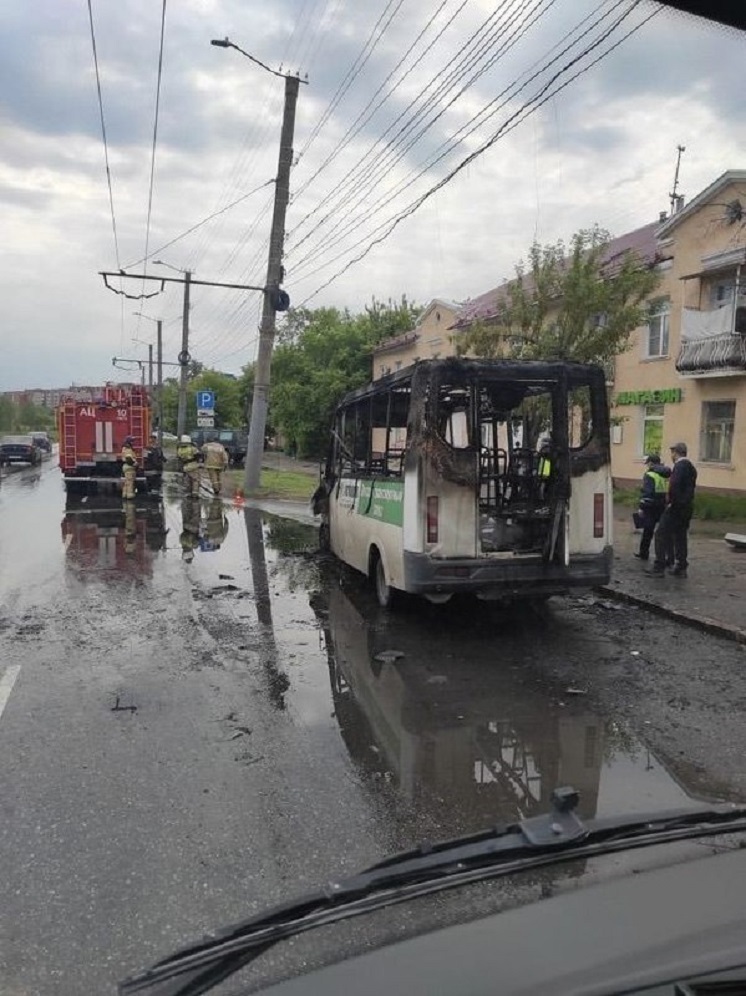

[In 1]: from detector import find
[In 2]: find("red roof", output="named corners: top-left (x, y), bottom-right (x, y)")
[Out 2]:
top-left (451, 221), bottom-right (664, 330)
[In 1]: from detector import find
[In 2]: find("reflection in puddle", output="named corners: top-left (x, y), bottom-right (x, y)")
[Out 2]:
top-left (62, 497), bottom-right (167, 580)
top-left (310, 580), bottom-right (700, 831)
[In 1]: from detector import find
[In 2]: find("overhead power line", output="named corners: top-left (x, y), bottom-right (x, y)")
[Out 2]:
top-left (297, 0), bottom-right (660, 305)
top-left (296, 0), bottom-right (407, 163)
top-left (289, 0), bottom-right (559, 271)
top-left (123, 178), bottom-right (275, 270)
top-left (86, 0), bottom-right (121, 267)
top-left (140, 0), bottom-right (168, 282)
top-left (288, 0), bottom-right (548, 254)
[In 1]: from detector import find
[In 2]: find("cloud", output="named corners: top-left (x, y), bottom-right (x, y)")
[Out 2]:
top-left (1, 0), bottom-right (744, 389)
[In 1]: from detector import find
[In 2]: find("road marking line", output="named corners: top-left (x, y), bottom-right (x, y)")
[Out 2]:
top-left (0, 665), bottom-right (21, 721)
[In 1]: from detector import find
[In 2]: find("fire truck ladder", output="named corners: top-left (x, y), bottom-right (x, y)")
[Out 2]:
top-left (130, 403), bottom-right (145, 452)
top-left (62, 406), bottom-right (77, 469)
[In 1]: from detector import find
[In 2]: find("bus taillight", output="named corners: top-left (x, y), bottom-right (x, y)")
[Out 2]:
top-left (426, 496), bottom-right (439, 543)
top-left (593, 493), bottom-right (605, 538)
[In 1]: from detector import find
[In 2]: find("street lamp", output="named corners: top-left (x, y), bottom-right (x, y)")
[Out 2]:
top-left (153, 261), bottom-right (192, 438)
top-left (211, 37), bottom-right (305, 492)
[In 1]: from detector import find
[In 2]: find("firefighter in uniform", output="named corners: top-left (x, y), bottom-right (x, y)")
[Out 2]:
top-left (176, 434), bottom-right (202, 497)
top-left (121, 435), bottom-right (137, 500)
top-left (201, 498), bottom-right (229, 550)
top-left (202, 438), bottom-right (229, 496)
top-left (179, 496), bottom-right (201, 563)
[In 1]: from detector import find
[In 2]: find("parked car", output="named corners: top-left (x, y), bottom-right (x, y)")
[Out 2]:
top-left (0, 434), bottom-right (43, 466)
top-left (31, 431), bottom-right (52, 453)
top-left (188, 428), bottom-right (248, 467)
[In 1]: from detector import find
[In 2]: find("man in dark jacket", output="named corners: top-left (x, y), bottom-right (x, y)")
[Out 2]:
top-left (648, 442), bottom-right (698, 577)
top-left (633, 454), bottom-right (670, 561)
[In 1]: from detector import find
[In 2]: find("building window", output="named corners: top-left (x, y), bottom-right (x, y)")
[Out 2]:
top-left (710, 280), bottom-right (734, 309)
top-left (700, 400), bottom-right (735, 463)
top-left (646, 301), bottom-right (670, 358)
top-left (642, 404), bottom-right (664, 456)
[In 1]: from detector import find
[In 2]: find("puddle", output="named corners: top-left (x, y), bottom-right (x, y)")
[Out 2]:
top-left (40, 486), bottom-right (730, 835)
top-left (166, 499), bottom-right (722, 835)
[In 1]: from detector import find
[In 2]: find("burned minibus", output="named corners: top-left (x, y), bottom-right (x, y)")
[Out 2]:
top-left (312, 358), bottom-right (613, 607)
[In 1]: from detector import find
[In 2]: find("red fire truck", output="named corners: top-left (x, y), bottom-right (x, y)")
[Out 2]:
top-left (57, 383), bottom-right (160, 496)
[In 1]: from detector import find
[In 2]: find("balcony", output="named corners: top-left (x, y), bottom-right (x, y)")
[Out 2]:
top-left (676, 305), bottom-right (746, 377)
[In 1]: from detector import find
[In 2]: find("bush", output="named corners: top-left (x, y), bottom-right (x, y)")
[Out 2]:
top-left (614, 487), bottom-right (746, 523)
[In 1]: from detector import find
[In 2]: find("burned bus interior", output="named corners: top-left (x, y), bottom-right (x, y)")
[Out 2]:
top-left (327, 359), bottom-right (606, 557)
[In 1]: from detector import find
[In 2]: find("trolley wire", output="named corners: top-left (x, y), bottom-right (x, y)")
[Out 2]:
top-left (289, 0), bottom-right (557, 269)
top-left (296, 1), bottom-right (659, 304)
top-left (288, 0), bottom-right (530, 250)
top-left (86, 0), bottom-right (121, 267)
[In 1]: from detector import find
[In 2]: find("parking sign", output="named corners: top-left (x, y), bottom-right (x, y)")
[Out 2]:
top-left (197, 390), bottom-right (215, 413)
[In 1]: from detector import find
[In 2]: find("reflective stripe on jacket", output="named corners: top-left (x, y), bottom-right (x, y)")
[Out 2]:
top-left (538, 455), bottom-right (551, 479)
top-left (121, 445), bottom-right (137, 469)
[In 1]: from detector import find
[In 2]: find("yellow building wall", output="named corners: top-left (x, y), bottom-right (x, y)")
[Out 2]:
top-left (612, 180), bottom-right (746, 494)
top-left (372, 301), bottom-right (459, 379)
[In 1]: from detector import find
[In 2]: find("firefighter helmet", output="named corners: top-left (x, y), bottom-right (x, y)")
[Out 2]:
top-left (180, 434), bottom-right (192, 443)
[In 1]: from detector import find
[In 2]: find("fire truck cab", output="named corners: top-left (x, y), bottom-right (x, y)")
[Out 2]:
top-left (57, 383), bottom-right (160, 496)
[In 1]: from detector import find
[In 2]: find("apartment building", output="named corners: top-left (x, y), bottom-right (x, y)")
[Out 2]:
top-left (371, 169), bottom-right (746, 495)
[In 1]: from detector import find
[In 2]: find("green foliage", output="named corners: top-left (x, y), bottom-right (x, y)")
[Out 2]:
top-left (159, 369), bottom-right (244, 433)
top-left (270, 297), bottom-right (420, 459)
top-left (615, 487), bottom-right (746, 524)
top-left (457, 226), bottom-right (660, 365)
top-left (0, 398), bottom-right (55, 434)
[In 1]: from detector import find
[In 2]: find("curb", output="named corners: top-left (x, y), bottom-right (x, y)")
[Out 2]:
top-left (596, 584), bottom-right (746, 646)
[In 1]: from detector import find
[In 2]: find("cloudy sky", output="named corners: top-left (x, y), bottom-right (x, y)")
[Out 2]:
top-left (1, 0), bottom-right (743, 390)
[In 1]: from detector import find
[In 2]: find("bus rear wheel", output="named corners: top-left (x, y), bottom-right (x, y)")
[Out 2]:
top-left (371, 550), bottom-right (395, 609)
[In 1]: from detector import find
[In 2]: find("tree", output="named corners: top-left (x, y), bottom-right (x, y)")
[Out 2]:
top-left (456, 226), bottom-right (660, 365)
top-left (159, 369), bottom-right (244, 432)
top-left (270, 297), bottom-right (420, 459)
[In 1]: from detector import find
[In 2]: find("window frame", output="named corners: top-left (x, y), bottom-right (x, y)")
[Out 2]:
top-left (700, 399), bottom-right (736, 464)
top-left (641, 403), bottom-right (664, 458)
top-left (645, 299), bottom-right (670, 359)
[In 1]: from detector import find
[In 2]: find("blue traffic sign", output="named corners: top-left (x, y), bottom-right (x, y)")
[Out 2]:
top-left (197, 390), bottom-right (215, 411)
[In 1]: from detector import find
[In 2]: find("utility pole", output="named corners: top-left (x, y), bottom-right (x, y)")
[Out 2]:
top-left (210, 37), bottom-right (307, 492)
top-left (177, 270), bottom-right (192, 439)
top-left (148, 344), bottom-right (153, 393)
top-left (156, 320), bottom-right (163, 446)
top-left (244, 73), bottom-right (300, 491)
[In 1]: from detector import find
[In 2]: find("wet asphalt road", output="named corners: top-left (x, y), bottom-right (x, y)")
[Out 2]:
top-left (2, 458), bottom-right (746, 995)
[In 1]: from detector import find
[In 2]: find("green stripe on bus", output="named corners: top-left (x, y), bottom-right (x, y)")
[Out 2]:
top-left (355, 480), bottom-right (404, 526)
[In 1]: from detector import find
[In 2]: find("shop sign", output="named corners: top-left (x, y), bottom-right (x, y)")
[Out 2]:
top-left (615, 388), bottom-right (682, 405)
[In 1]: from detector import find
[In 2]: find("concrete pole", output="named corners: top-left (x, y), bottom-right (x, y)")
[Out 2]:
top-left (157, 320), bottom-right (163, 446)
top-left (176, 271), bottom-right (192, 439)
top-left (243, 74), bottom-right (300, 492)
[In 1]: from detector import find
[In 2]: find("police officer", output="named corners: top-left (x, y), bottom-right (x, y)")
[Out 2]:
top-left (201, 437), bottom-right (229, 496)
top-left (633, 453), bottom-right (670, 561)
top-left (121, 435), bottom-right (137, 500)
top-left (176, 434), bottom-right (202, 497)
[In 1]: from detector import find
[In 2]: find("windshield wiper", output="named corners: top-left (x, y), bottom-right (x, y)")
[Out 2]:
top-left (119, 788), bottom-right (746, 996)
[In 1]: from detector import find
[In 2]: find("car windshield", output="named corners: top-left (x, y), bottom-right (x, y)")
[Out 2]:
top-left (2, 5), bottom-right (746, 996)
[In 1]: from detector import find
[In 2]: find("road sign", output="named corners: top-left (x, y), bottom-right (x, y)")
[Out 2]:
top-left (197, 416), bottom-right (215, 428)
top-left (197, 390), bottom-right (215, 411)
